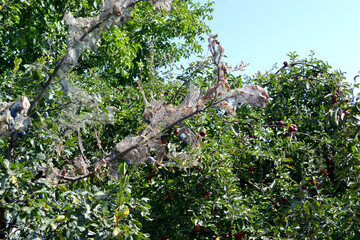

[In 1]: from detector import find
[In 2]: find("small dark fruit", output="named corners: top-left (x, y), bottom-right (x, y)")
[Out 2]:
top-left (199, 130), bottom-right (206, 137)
top-left (301, 185), bottom-right (307, 190)
top-left (174, 129), bottom-right (180, 135)
top-left (326, 158), bottom-right (333, 163)
top-left (235, 233), bottom-right (247, 239)
top-left (277, 120), bottom-right (285, 126)
top-left (288, 124), bottom-right (298, 132)
top-left (203, 191), bottom-right (211, 198)
top-left (283, 61), bottom-right (289, 67)
top-left (195, 225), bottom-right (203, 231)
top-left (11, 108), bottom-right (18, 118)
top-left (248, 167), bottom-right (254, 173)
top-left (331, 97), bottom-right (338, 104)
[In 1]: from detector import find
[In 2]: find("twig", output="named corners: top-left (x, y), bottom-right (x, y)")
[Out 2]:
top-left (203, 110), bottom-right (237, 124)
top-left (94, 129), bottom-right (106, 156)
top-left (0, 24), bottom-right (15, 31)
top-left (241, 179), bottom-right (283, 209)
top-left (78, 130), bottom-right (88, 162)
top-left (56, 172), bottom-right (94, 182)
top-left (38, 101), bottom-right (73, 113)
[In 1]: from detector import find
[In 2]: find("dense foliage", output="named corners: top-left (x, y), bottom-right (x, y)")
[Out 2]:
top-left (0, 0), bottom-right (359, 239)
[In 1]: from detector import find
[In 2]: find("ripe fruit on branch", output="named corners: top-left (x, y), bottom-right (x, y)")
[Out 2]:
top-left (11, 108), bottom-right (18, 118)
top-left (161, 138), bottom-right (168, 145)
top-left (331, 97), bottom-right (338, 104)
top-left (335, 89), bottom-right (342, 96)
top-left (277, 120), bottom-right (285, 126)
top-left (199, 130), bottom-right (206, 136)
top-left (174, 129), bottom-right (179, 135)
top-left (283, 61), bottom-right (289, 67)
top-left (195, 224), bottom-right (203, 231)
top-left (248, 167), bottom-right (254, 173)
top-left (288, 124), bottom-right (298, 132)
top-left (300, 185), bottom-right (307, 190)
top-left (11, 104), bottom-right (21, 118)
top-left (235, 233), bottom-right (247, 239)
top-left (203, 191), bottom-right (211, 198)
top-left (326, 157), bottom-right (333, 163)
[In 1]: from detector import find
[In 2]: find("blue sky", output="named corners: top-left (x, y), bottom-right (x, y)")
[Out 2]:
top-left (192, 0), bottom-right (360, 89)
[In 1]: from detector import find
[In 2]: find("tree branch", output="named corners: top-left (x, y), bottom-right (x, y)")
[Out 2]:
top-left (56, 172), bottom-right (94, 182)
